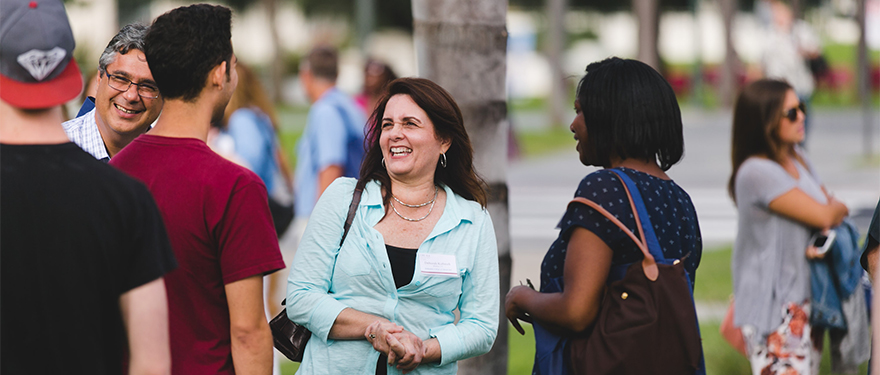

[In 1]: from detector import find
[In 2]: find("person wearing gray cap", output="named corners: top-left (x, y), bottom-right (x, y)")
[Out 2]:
top-left (63, 23), bottom-right (164, 161)
top-left (0, 0), bottom-right (177, 374)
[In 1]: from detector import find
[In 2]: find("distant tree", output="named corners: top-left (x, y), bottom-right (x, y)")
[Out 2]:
top-left (295, 0), bottom-right (413, 31)
top-left (633, 0), bottom-right (660, 71)
top-left (719, 0), bottom-right (740, 107)
top-left (546, 0), bottom-right (568, 127)
top-left (855, 0), bottom-right (872, 156)
top-left (212, 0), bottom-right (285, 102)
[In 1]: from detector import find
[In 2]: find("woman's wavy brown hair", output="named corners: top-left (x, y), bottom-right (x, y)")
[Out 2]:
top-left (356, 77), bottom-right (487, 208)
top-left (728, 79), bottom-right (801, 201)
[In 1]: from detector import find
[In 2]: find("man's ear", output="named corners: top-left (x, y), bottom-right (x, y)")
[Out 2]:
top-left (210, 61), bottom-right (228, 89)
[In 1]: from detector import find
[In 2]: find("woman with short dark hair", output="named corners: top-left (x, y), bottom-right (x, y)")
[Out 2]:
top-left (286, 77), bottom-right (498, 375)
top-left (505, 57), bottom-right (703, 374)
top-left (728, 79), bottom-right (847, 375)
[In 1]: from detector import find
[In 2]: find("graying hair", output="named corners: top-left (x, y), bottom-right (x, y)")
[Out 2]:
top-left (98, 24), bottom-right (149, 74)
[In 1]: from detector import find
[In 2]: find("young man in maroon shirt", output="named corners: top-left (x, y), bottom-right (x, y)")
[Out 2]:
top-left (110, 4), bottom-right (284, 374)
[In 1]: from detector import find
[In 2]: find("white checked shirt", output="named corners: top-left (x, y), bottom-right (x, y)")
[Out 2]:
top-left (62, 108), bottom-right (110, 162)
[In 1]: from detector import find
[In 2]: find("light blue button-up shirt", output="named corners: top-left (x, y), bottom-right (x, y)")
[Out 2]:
top-left (286, 178), bottom-right (499, 375)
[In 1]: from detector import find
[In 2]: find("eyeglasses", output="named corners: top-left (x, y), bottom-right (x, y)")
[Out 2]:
top-left (105, 73), bottom-right (160, 99)
top-left (782, 102), bottom-right (806, 122)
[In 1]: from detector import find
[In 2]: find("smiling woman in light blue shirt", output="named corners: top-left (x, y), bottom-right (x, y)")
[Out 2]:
top-left (286, 78), bottom-right (499, 375)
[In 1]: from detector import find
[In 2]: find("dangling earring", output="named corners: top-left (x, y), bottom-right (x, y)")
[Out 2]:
top-left (382, 157), bottom-right (386, 169)
top-left (439, 153), bottom-right (447, 168)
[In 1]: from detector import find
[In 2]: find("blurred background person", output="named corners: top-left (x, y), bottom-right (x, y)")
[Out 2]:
top-left (285, 77), bottom-right (499, 375)
top-left (294, 45), bottom-right (366, 243)
top-left (356, 58), bottom-right (397, 115)
top-left (761, 0), bottom-right (821, 144)
top-left (729, 79), bottom-right (848, 375)
top-left (214, 62), bottom-right (295, 374)
top-left (220, 62), bottom-right (294, 239)
top-left (76, 70), bottom-right (100, 117)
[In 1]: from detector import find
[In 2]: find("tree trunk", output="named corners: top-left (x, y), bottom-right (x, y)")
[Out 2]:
top-left (262, 0), bottom-right (283, 102)
top-left (719, 0), bottom-right (739, 107)
top-left (546, 0), bottom-right (568, 127)
top-left (856, 0), bottom-right (873, 157)
top-left (633, 0), bottom-right (660, 71)
top-left (356, 0), bottom-right (376, 53)
top-left (411, 1), bottom-right (510, 374)
top-left (790, 0), bottom-right (802, 20)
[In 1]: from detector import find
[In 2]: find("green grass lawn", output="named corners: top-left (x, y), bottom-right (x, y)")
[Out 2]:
top-left (693, 246), bottom-right (734, 303)
top-left (505, 321), bottom-right (754, 375)
top-left (515, 126), bottom-right (576, 158)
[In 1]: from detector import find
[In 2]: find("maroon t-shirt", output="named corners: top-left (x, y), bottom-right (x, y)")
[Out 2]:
top-left (111, 134), bottom-right (284, 374)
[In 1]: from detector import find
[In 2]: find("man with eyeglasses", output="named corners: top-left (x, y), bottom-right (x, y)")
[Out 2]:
top-left (63, 24), bottom-right (162, 161)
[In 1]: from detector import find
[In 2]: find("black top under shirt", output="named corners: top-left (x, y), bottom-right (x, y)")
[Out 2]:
top-left (386, 244), bottom-right (418, 289)
top-left (377, 244), bottom-right (418, 375)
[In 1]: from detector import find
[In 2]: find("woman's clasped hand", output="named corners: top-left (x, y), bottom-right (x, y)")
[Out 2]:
top-left (365, 321), bottom-right (425, 372)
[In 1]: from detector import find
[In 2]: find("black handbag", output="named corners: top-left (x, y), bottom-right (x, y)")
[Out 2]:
top-left (268, 196), bottom-right (294, 238)
top-left (269, 186), bottom-right (363, 362)
top-left (567, 170), bottom-right (702, 375)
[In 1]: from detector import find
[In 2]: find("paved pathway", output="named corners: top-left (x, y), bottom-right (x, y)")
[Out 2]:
top-left (507, 107), bottom-right (880, 321)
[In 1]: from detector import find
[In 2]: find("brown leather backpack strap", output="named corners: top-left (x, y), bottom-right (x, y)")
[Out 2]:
top-left (606, 169), bottom-right (658, 280)
top-left (567, 197), bottom-right (650, 258)
top-left (608, 170), bottom-right (648, 255)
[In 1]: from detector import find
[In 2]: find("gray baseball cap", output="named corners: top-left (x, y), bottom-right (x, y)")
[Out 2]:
top-left (0, 0), bottom-right (82, 109)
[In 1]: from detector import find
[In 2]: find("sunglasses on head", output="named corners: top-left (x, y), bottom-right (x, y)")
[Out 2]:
top-left (783, 102), bottom-right (806, 122)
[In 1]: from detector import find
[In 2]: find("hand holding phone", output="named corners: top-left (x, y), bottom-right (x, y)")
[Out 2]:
top-left (808, 230), bottom-right (836, 258)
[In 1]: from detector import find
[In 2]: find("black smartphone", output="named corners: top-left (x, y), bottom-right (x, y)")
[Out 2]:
top-left (810, 230), bottom-right (836, 255)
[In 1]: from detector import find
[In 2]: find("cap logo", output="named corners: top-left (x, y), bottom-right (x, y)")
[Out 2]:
top-left (16, 47), bottom-right (66, 81)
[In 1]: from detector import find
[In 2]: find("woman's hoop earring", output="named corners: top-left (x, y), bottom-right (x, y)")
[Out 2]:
top-left (440, 153), bottom-right (447, 168)
top-left (382, 157), bottom-right (386, 169)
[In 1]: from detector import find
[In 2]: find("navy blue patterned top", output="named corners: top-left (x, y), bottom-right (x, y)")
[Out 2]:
top-left (540, 168), bottom-right (702, 291)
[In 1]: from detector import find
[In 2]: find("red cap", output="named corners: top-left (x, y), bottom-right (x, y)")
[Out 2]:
top-left (0, 0), bottom-right (83, 109)
top-left (0, 57), bottom-right (83, 109)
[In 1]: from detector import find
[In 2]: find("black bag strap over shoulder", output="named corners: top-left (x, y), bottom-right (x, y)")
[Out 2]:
top-left (272, 185), bottom-right (364, 362)
top-left (340, 186), bottom-right (364, 246)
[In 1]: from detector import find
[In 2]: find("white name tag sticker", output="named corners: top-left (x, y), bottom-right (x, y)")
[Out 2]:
top-left (418, 253), bottom-right (458, 276)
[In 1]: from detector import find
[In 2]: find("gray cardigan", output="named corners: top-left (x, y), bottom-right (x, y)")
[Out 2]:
top-left (732, 154), bottom-right (825, 338)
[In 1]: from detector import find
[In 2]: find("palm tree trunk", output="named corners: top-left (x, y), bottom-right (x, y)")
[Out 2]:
top-left (263, 0), bottom-right (283, 102)
top-left (546, 0), bottom-right (568, 127)
top-left (412, 1), bottom-right (510, 374)
top-left (856, 0), bottom-right (873, 157)
top-left (719, 0), bottom-right (739, 107)
top-left (633, 0), bottom-right (660, 71)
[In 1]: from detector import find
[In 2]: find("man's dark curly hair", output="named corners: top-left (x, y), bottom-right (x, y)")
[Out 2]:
top-left (144, 4), bottom-right (233, 102)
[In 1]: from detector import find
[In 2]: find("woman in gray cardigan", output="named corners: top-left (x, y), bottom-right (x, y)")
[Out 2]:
top-left (728, 79), bottom-right (848, 375)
